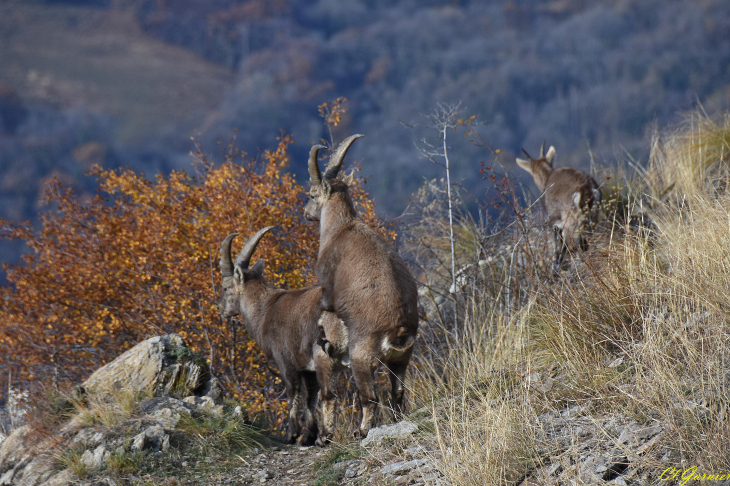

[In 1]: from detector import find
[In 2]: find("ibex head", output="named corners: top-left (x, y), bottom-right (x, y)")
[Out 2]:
top-left (217, 226), bottom-right (274, 318)
top-left (303, 134), bottom-right (363, 221)
top-left (516, 141), bottom-right (557, 193)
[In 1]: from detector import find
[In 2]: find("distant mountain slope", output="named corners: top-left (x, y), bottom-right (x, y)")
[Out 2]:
top-left (0, 0), bottom-right (234, 278)
top-left (133, 0), bottom-right (730, 211)
top-left (0, 2), bottom-right (234, 144)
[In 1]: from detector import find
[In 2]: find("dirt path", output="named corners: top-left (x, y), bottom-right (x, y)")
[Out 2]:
top-left (234, 445), bottom-right (333, 485)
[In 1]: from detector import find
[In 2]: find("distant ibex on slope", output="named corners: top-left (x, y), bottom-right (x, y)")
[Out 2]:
top-left (218, 228), bottom-right (348, 446)
top-left (516, 142), bottom-right (601, 269)
top-left (304, 135), bottom-right (419, 437)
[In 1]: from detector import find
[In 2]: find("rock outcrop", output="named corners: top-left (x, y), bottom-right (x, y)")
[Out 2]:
top-left (0, 334), bottom-right (224, 486)
top-left (79, 333), bottom-right (210, 399)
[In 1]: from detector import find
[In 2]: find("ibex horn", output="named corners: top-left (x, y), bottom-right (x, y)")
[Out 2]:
top-left (308, 144), bottom-right (326, 185)
top-left (521, 148), bottom-right (533, 160)
top-left (235, 226), bottom-right (275, 269)
top-left (220, 233), bottom-right (239, 278)
top-left (540, 140), bottom-right (546, 158)
top-left (323, 134), bottom-right (364, 179)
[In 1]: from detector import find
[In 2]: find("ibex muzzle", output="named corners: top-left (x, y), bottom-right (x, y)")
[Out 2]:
top-left (516, 142), bottom-right (601, 269)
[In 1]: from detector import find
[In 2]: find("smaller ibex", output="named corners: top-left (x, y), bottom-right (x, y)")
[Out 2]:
top-left (516, 142), bottom-right (601, 269)
top-left (305, 135), bottom-right (419, 438)
top-left (218, 228), bottom-right (348, 446)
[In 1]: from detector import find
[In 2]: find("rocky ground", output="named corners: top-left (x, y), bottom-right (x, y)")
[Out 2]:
top-left (0, 335), bottom-right (449, 486)
top-left (2, 334), bottom-right (727, 486)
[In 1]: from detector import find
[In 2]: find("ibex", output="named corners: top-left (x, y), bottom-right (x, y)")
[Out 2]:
top-left (304, 135), bottom-right (419, 437)
top-left (516, 142), bottom-right (601, 269)
top-left (218, 227), bottom-right (348, 446)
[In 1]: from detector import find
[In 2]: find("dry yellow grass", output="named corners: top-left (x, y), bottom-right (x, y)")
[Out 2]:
top-left (409, 111), bottom-right (730, 483)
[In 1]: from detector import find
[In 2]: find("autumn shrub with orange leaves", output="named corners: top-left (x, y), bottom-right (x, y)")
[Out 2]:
top-left (0, 129), bottom-right (386, 423)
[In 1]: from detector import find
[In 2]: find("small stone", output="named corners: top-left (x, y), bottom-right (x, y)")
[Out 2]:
top-left (634, 426), bottom-right (662, 441)
top-left (202, 377), bottom-right (223, 401)
top-left (333, 460), bottom-right (363, 472)
top-left (183, 396), bottom-right (224, 416)
top-left (131, 425), bottom-right (168, 452)
top-left (361, 420), bottom-right (418, 447)
top-left (151, 407), bottom-right (182, 429)
top-left (380, 458), bottom-right (430, 476)
top-left (608, 357), bottom-right (624, 368)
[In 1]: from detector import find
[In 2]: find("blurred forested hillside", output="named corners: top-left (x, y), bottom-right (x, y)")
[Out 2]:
top-left (2, 0), bottom-right (730, 277)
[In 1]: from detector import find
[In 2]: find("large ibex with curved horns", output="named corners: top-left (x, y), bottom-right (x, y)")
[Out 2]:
top-left (304, 135), bottom-right (419, 437)
top-left (217, 227), bottom-right (348, 446)
top-left (516, 142), bottom-right (601, 269)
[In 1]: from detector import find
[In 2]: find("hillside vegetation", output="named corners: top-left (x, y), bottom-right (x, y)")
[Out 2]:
top-left (404, 112), bottom-right (730, 484)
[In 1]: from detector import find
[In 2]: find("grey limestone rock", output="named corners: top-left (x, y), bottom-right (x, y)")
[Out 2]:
top-left (80, 334), bottom-right (208, 400)
top-left (361, 420), bottom-right (418, 447)
top-left (130, 425), bottom-right (169, 453)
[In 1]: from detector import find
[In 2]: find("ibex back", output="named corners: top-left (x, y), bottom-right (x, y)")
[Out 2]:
top-left (516, 143), bottom-right (601, 269)
top-left (305, 135), bottom-right (419, 437)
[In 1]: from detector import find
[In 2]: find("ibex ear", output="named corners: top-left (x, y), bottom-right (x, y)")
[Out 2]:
top-left (250, 259), bottom-right (265, 278)
top-left (342, 171), bottom-right (355, 186)
top-left (234, 266), bottom-right (244, 284)
top-left (545, 146), bottom-right (556, 166)
top-left (516, 158), bottom-right (532, 174)
top-left (322, 178), bottom-right (332, 199)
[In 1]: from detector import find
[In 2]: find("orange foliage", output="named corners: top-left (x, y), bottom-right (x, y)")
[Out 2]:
top-left (318, 97), bottom-right (348, 129)
top-left (0, 130), bottom-right (389, 421)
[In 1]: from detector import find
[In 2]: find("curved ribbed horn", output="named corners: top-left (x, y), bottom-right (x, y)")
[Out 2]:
top-left (521, 148), bottom-right (533, 160)
top-left (220, 233), bottom-right (239, 278)
top-left (235, 226), bottom-right (275, 269)
top-left (308, 144), bottom-right (326, 185)
top-left (323, 134), bottom-right (364, 179)
top-left (540, 140), bottom-right (546, 158)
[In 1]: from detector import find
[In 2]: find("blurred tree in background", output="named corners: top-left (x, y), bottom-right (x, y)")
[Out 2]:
top-left (0, 117), bottom-right (385, 422)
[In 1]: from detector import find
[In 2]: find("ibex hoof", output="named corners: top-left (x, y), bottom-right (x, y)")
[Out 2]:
top-left (323, 341), bottom-right (335, 357)
top-left (299, 433), bottom-right (317, 447)
top-left (315, 435), bottom-right (332, 447)
top-left (284, 431), bottom-right (299, 444)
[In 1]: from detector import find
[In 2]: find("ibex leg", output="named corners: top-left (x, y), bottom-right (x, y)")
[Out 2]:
top-left (299, 371), bottom-right (320, 446)
top-left (387, 361), bottom-right (409, 421)
top-left (284, 379), bottom-right (302, 444)
top-left (315, 349), bottom-right (337, 446)
top-left (351, 354), bottom-right (378, 438)
top-left (553, 226), bottom-right (568, 270)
